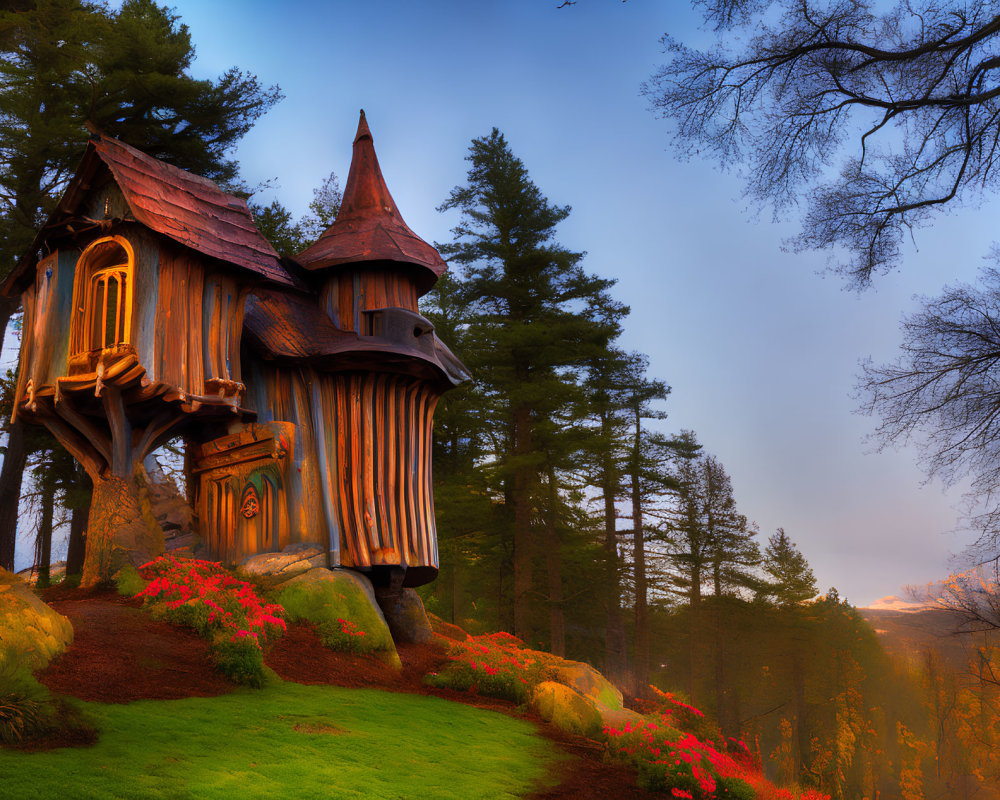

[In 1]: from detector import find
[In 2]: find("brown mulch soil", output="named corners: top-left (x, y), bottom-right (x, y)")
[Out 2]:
top-left (30, 587), bottom-right (661, 799)
top-left (36, 585), bottom-right (232, 703)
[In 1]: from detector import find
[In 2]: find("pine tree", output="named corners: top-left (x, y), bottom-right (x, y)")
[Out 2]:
top-left (661, 438), bottom-right (760, 705)
top-left (760, 528), bottom-right (819, 777)
top-left (761, 528), bottom-right (818, 607)
top-left (591, 350), bottom-right (672, 691)
top-left (250, 200), bottom-right (306, 257)
top-left (249, 170), bottom-right (342, 257)
top-left (438, 128), bottom-right (619, 641)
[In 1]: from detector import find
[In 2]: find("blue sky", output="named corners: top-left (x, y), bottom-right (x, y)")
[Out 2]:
top-left (46, 0), bottom-right (998, 604)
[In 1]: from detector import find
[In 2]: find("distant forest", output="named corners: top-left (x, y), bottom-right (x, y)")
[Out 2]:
top-left (412, 129), bottom-right (1000, 800)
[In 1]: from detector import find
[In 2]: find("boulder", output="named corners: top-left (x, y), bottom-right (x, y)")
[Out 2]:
top-left (552, 659), bottom-right (624, 710)
top-left (376, 588), bottom-right (434, 645)
top-left (237, 542), bottom-right (327, 583)
top-left (277, 568), bottom-right (399, 668)
top-left (164, 531), bottom-right (199, 553)
top-left (532, 681), bottom-right (604, 738)
top-left (0, 568), bottom-right (73, 670)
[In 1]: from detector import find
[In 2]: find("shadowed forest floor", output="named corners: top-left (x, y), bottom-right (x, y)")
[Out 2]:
top-left (32, 585), bottom-right (659, 799)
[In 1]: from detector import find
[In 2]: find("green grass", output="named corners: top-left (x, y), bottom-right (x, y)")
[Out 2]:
top-left (0, 680), bottom-right (564, 799)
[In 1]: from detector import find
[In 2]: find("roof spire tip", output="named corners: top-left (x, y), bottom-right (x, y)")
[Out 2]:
top-left (354, 108), bottom-right (372, 144)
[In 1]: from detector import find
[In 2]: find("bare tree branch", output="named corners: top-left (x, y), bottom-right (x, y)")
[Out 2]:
top-left (645, 1), bottom-right (1000, 287)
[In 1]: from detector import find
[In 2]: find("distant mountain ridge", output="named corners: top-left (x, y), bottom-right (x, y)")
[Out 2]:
top-left (859, 589), bottom-right (975, 669)
top-left (862, 594), bottom-right (937, 613)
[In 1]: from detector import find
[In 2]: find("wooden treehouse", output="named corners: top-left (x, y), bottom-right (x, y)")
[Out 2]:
top-left (3, 111), bottom-right (469, 587)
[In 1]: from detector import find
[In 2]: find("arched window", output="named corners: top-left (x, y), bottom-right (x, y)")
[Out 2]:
top-left (70, 236), bottom-right (134, 357)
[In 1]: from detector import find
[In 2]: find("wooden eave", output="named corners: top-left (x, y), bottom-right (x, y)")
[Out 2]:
top-left (243, 288), bottom-right (470, 388)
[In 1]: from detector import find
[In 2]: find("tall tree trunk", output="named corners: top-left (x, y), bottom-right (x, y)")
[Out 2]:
top-left (600, 412), bottom-right (627, 686)
top-left (512, 403), bottom-right (533, 642)
top-left (81, 466), bottom-right (163, 586)
top-left (65, 463), bottom-right (92, 577)
top-left (0, 419), bottom-right (27, 572)
top-left (450, 538), bottom-right (460, 624)
top-left (688, 564), bottom-right (702, 704)
top-left (0, 295), bottom-right (23, 571)
top-left (602, 488), bottom-right (627, 683)
top-left (66, 504), bottom-right (88, 578)
top-left (713, 592), bottom-right (732, 736)
top-left (34, 471), bottom-right (55, 585)
top-left (792, 641), bottom-right (808, 783)
top-left (631, 409), bottom-right (649, 693)
top-left (544, 465), bottom-right (564, 657)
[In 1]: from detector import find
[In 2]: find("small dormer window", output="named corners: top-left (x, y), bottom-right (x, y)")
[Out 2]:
top-left (70, 236), bottom-right (134, 357)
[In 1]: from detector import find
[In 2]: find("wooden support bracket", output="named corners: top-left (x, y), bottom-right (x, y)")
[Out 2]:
top-left (53, 394), bottom-right (113, 467)
top-left (102, 387), bottom-right (132, 476)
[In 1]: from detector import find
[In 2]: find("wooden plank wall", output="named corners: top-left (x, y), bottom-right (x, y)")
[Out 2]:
top-left (15, 277), bottom-right (37, 415)
top-left (24, 250), bottom-right (78, 393)
top-left (318, 372), bottom-right (440, 571)
top-left (193, 422), bottom-right (295, 564)
top-left (198, 462), bottom-right (290, 563)
top-left (83, 182), bottom-right (130, 222)
top-left (129, 227), bottom-right (159, 375)
top-left (239, 361), bottom-right (440, 572)
top-left (241, 360), bottom-right (329, 552)
top-left (202, 272), bottom-right (246, 385)
top-left (320, 266), bottom-right (419, 333)
top-left (154, 242), bottom-right (204, 395)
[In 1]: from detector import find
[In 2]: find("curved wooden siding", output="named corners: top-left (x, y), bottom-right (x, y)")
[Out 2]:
top-left (241, 362), bottom-right (441, 577)
top-left (319, 372), bottom-right (439, 571)
top-left (320, 267), bottom-right (419, 333)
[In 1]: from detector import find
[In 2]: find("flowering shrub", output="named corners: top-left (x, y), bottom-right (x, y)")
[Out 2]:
top-left (425, 631), bottom-right (554, 704)
top-left (605, 701), bottom-right (831, 800)
top-left (321, 617), bottom-right (368, 653)
top-left (136, 554), bottom-right (286, 687)
top-left (634, 686), bottom-right (724, 744)
top-left (605, 718), bottom-right (753, 797)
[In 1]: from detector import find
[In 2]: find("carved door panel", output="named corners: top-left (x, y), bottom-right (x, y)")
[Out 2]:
top-left (191, 423), bottom-right (294, 564)
top-left (236, 472), bottom-right (279, 559)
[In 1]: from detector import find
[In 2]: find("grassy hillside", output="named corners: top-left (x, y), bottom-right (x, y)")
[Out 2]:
top-left (0, 680), bottom-right (563, 799)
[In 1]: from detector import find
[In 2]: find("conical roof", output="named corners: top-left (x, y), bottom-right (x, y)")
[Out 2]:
top-left (295, 111), bottom-right (446, 293)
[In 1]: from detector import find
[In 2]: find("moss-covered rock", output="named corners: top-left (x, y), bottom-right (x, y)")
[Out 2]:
top-left (0, 569), bottom-right (73, 670)
top-left (531, 681), bottom-right (604, 737)
top-left (552, 659), bottom-right (624, 710)
top-left (276, 568), bottom-right (400, 669)
top-left (597, 704), bottom-right (646, 730)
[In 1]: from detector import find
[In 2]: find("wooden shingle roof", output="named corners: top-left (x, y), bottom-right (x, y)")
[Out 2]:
top-left (90, 135), bottom-right (294, 286)
top-left (295, 111), bottom-right (446, 293)
top-left (3, 133), bottom-right (296, 295)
